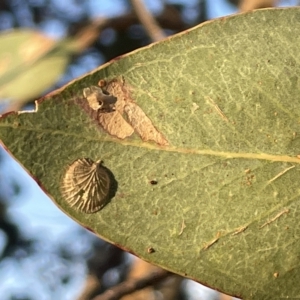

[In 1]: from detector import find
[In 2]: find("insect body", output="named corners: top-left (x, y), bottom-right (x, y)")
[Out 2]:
top-left (61, 158), bottom-right (111, 213)
top-left (83, 86), bottom-right (117, 112)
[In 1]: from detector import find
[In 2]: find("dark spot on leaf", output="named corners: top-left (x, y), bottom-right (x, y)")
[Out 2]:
top-left (147, 247), bottom-right (155, 254)
top-left (98, 79), bottom-right (106, 87)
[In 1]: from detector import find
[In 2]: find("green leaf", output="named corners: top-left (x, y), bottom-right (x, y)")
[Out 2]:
top-left (0, 30), bottom-right (75, 103)
top-left (1, 7), bottom-right (300, 299)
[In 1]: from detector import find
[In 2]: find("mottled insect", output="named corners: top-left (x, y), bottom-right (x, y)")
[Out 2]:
top-left (61, 158), bottom-right (111, 213)
top-left (83, 86), bottom-right (117, 112)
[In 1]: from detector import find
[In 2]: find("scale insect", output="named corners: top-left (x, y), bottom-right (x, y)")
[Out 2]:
top-left (60, 158), bottom-right (111, 213)
top-left (83, 86), bottom-right (117, 112)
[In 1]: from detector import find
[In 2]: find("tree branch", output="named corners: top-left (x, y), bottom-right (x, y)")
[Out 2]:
top-left (92, 269), bottom-right (171, 300)
top-left (239, 0), bottom-right (277, 12)
top-left (130, 0), bottom-right (167, 42)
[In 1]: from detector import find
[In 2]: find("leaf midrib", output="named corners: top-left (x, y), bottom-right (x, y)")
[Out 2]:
top-left (2, 122), bottom-right (300, 164)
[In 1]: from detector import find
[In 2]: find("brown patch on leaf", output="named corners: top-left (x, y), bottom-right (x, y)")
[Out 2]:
top-left (78, 78), bottom-right (168, 145)
top-left (98, 112), bottom-right (134, 139)
top-left (96, 78), bottom-right (135, 139)
top-left (106, 78), bottom-right (169, 146)
top-left (75, 83), bottom-right (134, 139)
top-left (106, 78), bottom-right (129, 114)
top-left (124, 102), bottom-right (169, 145)
top-left (83, 86), bottom-right (117, 112)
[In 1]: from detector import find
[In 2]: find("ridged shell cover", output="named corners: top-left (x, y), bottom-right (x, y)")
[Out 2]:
top-left (61, 158), bottom-right (110, 213)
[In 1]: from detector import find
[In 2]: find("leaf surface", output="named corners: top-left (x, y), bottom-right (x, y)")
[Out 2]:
top-left (1, 8), bottom-right (300, 299)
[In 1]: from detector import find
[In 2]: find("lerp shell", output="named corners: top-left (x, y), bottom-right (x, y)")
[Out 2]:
top-left (60, 158), bottom-right (111, 213)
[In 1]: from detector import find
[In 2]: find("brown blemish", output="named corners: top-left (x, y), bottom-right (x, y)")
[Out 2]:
top-left (105, 78), bottom-right (169, 146)
top-left (147, 247), bottom-right (155, 254)
top-left (98, 111), bottom-right (134, 139)
top-left (242, 171), bottom-right (255, 186)
top-left (124, 102), bottom-right (169, 146)
top-left (98, 79), bottom-right (106, 87)
top-left (76, 79), bottom-right (134, 139)
top-left (106, 78), bottom-right (130, 113)
top-left (149, 180), bottom-right (158, 185)
top-left (83, 86), bottom-right (117, 112)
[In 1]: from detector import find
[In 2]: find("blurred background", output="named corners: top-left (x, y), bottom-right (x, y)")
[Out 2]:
top-left (0, 1), bottom-right (298, 299)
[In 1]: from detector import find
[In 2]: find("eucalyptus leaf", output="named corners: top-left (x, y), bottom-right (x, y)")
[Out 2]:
top-left (1, 7), bottom-right (300, 300)
top-left (0, 30), bottom-right (74, 104)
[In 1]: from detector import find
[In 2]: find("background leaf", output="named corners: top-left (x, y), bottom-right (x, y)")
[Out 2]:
top-left (1, 7), bottom-right (300, 300)
top-left (0, 22), bottom-right (105, 108)
top-left (0, 30), bottom-right (71, 102)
